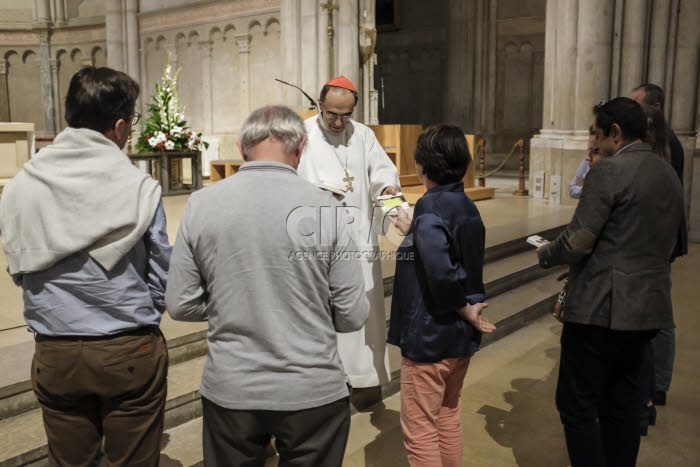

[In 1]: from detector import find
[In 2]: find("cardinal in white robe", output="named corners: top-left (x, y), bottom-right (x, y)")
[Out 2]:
top-left (297, 76), bottom-right (401, 388)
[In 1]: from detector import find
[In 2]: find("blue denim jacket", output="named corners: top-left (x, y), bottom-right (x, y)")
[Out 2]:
top-left (387, 182), bottom-right (486, 362)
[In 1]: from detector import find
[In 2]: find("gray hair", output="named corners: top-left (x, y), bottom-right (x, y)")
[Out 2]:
top-left (239, 106), bottom-right (306, 154)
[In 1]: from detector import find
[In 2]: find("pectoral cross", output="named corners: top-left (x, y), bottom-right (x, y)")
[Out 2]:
top-left (343, 171), bottom-right (355, 192)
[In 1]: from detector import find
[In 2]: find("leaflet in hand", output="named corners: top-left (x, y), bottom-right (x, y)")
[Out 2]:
top-left (314, 181), bottom-right (347, 198)
top-left (526, 235), bottom-right (549, 248)
top-left (377, 192), bottom-right (410, 214)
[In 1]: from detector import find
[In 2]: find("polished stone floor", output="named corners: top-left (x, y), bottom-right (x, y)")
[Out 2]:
top-left (343, 243), bottom-right (700, 466)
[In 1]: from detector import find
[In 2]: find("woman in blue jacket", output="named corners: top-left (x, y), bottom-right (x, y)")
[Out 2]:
top-left (389, 124), bottom-right (495, 466)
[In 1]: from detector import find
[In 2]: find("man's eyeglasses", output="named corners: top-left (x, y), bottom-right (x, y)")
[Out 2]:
top-left (129, 112), bottom-right (141, 125)
top-left (324, 110), bottom-right (352, 123)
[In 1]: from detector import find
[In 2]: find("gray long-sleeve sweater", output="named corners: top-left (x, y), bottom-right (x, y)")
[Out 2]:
top-left (166, 161), bottom-right (369, 411)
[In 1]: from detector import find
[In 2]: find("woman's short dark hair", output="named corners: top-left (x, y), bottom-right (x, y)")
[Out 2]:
top-left (414, 124), bottom-right (470, 185)
top-left (65, 66), bottom-right (140, 134)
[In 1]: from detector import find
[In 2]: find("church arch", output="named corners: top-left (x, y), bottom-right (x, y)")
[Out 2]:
top-left (7, 50), bottom-right (42, 129)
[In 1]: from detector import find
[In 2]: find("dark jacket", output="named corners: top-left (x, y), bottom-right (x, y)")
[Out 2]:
top-left (387, 182), bottom-right (485, 363)
top-left (667, 125), bottom-right (688, 260)
top-left (538, 142), bottom-right (683, 330)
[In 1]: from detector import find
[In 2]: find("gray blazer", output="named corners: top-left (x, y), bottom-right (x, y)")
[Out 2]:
top-left (539, 142), bottom-right (683, 330)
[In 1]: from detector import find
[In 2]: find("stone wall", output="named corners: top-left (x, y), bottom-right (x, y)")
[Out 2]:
top-left (375, 0), bottom-right (546, 169)
top-left (139, 1), bottom-right (281, 159)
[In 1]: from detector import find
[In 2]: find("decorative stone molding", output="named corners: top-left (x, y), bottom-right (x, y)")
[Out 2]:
top-left (139, 0), bottom-right (280, 34)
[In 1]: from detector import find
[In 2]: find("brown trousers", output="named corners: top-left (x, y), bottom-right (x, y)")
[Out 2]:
top-left (31, 327), bottom-right (168, 467)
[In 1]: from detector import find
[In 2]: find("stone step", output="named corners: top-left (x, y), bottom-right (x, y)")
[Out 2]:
top-left (0, 223), bottom-right (567, 425)
top-left (0, 266), bottom-right (566, 466)
top-left (154, 270), bottom-right (568, 467)
top-left (0, 355), bottom-right (206, 467)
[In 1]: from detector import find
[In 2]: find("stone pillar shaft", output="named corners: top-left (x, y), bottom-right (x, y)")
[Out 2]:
top-left (618, 0), bottom-right (649, 95)
top-left (125, 0), bottom-right (139, 80)
top-left (199, 41), bottom-right (213, 133)
top-left (573, 0), bottom-right (614, 130)
top-left (280, 0), bottom-right (302, 107)
top-left (105, 1), bottom-right (125, 71)
top-left (236, 35), bottom-right (251, 119)
top-left (553, 0), bottom-right (578, 131)
top-left (445, 0), bottom-right (475, 131)
top-left (337, 0), bottom-right (359, 88)
top-left (647, 0), bottom-right (671, 86)
top-left (39, 34), bottom-right (56, 132)
top-left (670, 0), bottom-right (700, 134)
top-left (0, 61), bottom-right (9, 121)
top-left (50, 58), bottom-right (61, 130)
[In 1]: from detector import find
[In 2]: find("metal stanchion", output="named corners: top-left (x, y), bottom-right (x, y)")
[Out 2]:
top-left (513, 139), bottom-right (529, 196)
top-left (478, 138), bottom-right (486, 187)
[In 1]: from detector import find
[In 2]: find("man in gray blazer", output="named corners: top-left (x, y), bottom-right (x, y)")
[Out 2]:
top-left (538, 97), bottom-right (683, 467)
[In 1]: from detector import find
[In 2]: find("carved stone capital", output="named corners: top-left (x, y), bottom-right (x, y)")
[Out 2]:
top-left (235, 35), bottom-right (251, 53)
top-left (0, 61), bottom-right (7, 75)
top-left (199, 40), bottom-right (213, 56)
top-left (38, 30), bottom-right (51, 44)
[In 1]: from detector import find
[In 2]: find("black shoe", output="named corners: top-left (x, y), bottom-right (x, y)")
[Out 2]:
top-left (641, 424), bottom-right (648, 436)
top-left (653, 390), bottom-right (666, 406)
top-left (648, 405), bottom-right (657, 426)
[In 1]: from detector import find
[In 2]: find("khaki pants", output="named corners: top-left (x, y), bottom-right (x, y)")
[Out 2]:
top-left (31, 327), bottom-right (168, 467)
top-left (400, 356), bottom-right (470, 467)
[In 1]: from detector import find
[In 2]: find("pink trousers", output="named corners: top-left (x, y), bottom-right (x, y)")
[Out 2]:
top-left (400, 356), bottom-right (471, 467)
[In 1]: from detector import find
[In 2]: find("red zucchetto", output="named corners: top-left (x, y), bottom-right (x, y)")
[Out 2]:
top-left (324, 75), bottom-right (357, 93)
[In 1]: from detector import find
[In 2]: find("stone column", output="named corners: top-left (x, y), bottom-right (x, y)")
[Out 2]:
top-left (486, 0), bottom-right (497, 133)
top-left (670, 0), bottom-right (700, 223)
top-left (664, 0), bottom-right (680, 115)
top-left (358, 0), bottom-right (376, 123)
top-left (105, 0), bottom-right (125, 71)
top-left (618, 0), bottom-right (649, 95)
top-left (280, 0), bottom-right (302, 107)
top-left (670, 0), bottom-right (700, 136)
top-left (34, 0), bottom-right (51, 26)
top-left (53, 0), bottom-right (67, 26)
top-left (199, 40), bottom-right (214, 133)
top-left (541, 0), bottom-right (557, 129)
top-left (337, 0), bottom-right (360, 94)
top-left (236, 35), bottom-right (251, 119)
top-left (647, 0), bottom-right (671, 86)
top-left (472, 0), bottom-right (486, 132)
top-left (125, 0), bottom-right (139, 80)
top-left (39, 32), bottom-right (56, 133)
top-left (445, 0), bottom-right (475, 130)
top-left (317, 0), bottom-right (331, 85)
top-left (0, 61), bottom-right (9, 121)
top-left (552, 0), bottom-right (578, 132)
top-left (573, 0), bottom-right (614, 131)
top-left (50, 58), bottom-right (61, 130)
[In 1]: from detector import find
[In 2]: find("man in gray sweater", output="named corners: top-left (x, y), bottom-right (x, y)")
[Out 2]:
top-left (165, 105), bottom-right (369, 467)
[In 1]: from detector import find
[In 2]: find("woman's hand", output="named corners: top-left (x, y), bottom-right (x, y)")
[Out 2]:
top-left (389, 206), bottom-right (411, 236)
top-left (458, 302), bottom-right (496, 333)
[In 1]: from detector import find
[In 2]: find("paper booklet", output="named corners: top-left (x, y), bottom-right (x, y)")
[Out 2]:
top-left (376, 192), bottom-right (411, 214)
top-left (314, 181), bottom-right (348, 198)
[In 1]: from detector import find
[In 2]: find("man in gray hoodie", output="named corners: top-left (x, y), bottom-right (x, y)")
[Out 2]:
top-left (166, 105), bottom-right (369, 467)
